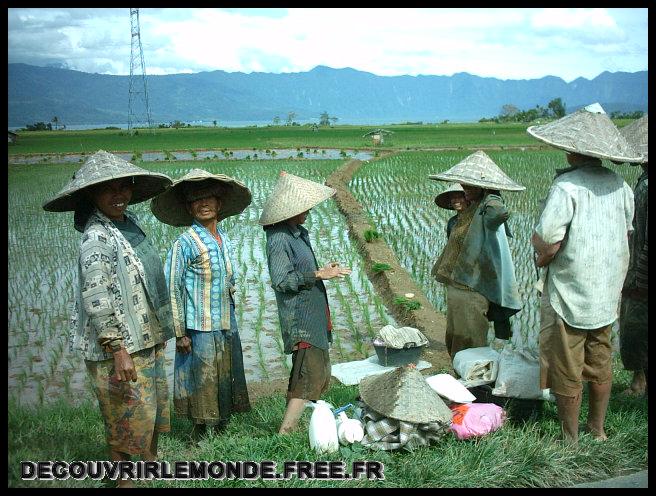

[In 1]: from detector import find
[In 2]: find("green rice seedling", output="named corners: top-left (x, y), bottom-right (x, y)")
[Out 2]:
top-left (36, 382), bottom-right (45, 406)
top-left (364, 228), bottom-right (381, 242)
top-left (394, 296), bottom-right (422, 313)
top-left (371, 262), bottom-right (392, 273)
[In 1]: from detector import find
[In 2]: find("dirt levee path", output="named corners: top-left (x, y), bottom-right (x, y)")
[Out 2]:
top-left (326, 158), bottom-right (452, 374)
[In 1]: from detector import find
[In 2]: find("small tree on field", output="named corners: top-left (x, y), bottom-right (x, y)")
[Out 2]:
top-left (319, 111), bottom-right (330, 126)
top-left (330, 116), bottom-right (338, 127)
top-left (548, 98), bottom-right (566, 118)
top-left (273, 116), bottom-right (281, 126)
top-left (286, 112), bottom-right (296, 126)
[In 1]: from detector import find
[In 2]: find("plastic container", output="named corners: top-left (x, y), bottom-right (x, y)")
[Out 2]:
top-left (374, 341), bottom-right (423, 367)
top-left (336, 411), bottom-right (364, 445)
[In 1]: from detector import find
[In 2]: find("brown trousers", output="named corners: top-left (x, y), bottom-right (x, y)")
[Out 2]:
top-left (445, 284), bottom-right (490, 358)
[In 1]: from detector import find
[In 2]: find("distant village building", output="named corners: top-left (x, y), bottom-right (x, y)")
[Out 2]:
top-left (8, 131), bottom-right (18, 144)
top-left (362, 129), bottom-right (394, 145)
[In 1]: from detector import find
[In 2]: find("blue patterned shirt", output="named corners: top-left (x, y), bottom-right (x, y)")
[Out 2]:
top-left (165, 220), bottom-right (237, 337)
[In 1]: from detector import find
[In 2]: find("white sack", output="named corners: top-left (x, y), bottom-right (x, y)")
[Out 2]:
top-left (453, 346), bottom-right (501, 387)
top-left (492, 346), bottom-right (551, 400)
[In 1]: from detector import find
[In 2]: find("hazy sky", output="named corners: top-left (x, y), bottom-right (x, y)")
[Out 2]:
top-left (7, 8), bottom-right (648, 82)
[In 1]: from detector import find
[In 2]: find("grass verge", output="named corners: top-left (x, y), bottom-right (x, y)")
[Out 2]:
top-left (8, 359), bottom-right (647, 488)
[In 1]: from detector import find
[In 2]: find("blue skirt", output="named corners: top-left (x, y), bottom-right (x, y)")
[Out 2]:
top-left (173, 304), bottom-right (251, 424)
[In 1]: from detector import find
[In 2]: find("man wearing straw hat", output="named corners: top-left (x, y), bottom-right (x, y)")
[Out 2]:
top-left (528, 103), bottom-right (642, 443)
top-left (617, 115), bottom-right (648, 397)
top-left (151, 168), bottom-right (252, 439)
top-left (430, 151), bottom-right (525, 358)
top-left (259, 171), bottom-right (352, 434)
top-left (43, 150), bottom-right (173, 487)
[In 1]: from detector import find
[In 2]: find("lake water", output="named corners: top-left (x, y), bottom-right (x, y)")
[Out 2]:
top-left (9, 148), bottom-right (376, 164)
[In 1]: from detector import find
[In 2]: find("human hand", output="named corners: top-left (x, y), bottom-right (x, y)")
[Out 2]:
top-left (176, 336), bottom-right (192, 354)
top-left (113, 349), bottom-right (137, 382)
top-left (316, 262), bottom-right (352, 280)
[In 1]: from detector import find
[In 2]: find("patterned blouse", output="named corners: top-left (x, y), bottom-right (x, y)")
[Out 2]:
top-left (70, 209), bottom-right (174, 361)
top-left (165, 220), bottom-right (237, 337)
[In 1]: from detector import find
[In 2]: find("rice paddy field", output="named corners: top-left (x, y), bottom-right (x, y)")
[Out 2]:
top-left (7, 121), bottom-right (542, 156)
top-left (8, 158), bottom-right (396, 407)
top-left (350, 150), bottom-right (642, 351)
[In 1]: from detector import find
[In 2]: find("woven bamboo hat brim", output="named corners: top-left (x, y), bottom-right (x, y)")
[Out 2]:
top-left (42, 150), bottom-right (172, 212)
top-left (359, 365), bottom-right (453, 424)
top-left (258, 171), bottom-right (336, 225)
top-left (150, 168), bottom-right (252, 226)
top-left (619, 115), bottom-right (648, 163)
top-left (526, 104), bottom-right (643, 163)
top-left (434, 183), bottom-right (466, 209)
top-left (428, 150), bottom-right (525, 192)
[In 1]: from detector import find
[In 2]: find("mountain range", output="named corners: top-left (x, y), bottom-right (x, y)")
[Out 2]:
top-left (7, 63), bottom-right (648, 127)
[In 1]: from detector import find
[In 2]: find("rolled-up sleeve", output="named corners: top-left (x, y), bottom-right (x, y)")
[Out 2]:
top-left (534, 184), bottom-right (573, 244)
top-left (165, 239), bottom-right (188, 338)
top-left (266, 231), bottom-right (316, 293)
top-left (79, 236), bottom-right (122, 348)
top-left (483, 195), bottom-right (510, 230)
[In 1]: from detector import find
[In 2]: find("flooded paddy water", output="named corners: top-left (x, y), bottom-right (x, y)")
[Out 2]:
top-left (8, 148), bottom-right (375, 165)
top-left (8, 155), bottom-right (396, 407)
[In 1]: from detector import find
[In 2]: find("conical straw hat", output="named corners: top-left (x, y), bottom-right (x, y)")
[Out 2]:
top-left (150, 168), bottom-right (252, 226)
top-left (428, 150), bottom-right (525, 191)
top-left (527, 103), bottom-right (643, 163)
top-left (619, 114), bottom-right (648, 163)
top-left (359, 365), bottom-right (453, 424)
top-left (258, 171), bottom-right (336, 225)
top-left (43, 150), bottom-right (172, 212)
top-left (434, 183), bottom-right (466, 209)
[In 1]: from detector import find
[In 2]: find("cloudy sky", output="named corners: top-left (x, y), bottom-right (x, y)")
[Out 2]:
top-left (7, 8), bottom-right (648, 82)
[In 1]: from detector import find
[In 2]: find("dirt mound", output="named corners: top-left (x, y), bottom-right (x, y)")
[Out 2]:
top-left (326, 158), bottom-right (452, 374)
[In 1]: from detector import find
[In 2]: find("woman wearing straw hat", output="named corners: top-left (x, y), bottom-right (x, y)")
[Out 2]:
top-left (528, 103), bottom-right (641, 443)
top-left (151, 168), bottom-right (252, 439)
top-left (259, 171), bottom-right (352, 434)
top-left (43, 150), bottom-right (174, 487)
top-left (430, 151), bottom-right (524, 359)
top-left (434, 182), bottom-right (469, 238)
top-left (618, 115), bottom-right (648, 397)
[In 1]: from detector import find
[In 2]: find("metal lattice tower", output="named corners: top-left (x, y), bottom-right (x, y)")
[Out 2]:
top-left (128, 8), bottom-right (153, 131)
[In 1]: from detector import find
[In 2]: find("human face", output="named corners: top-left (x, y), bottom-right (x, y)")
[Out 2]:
top-left (287, 210), bottom-right (310, 226)
top-left (187, 195), bottom-right (221, 224)
top-left (461, 185), bottom-right (483, 202)
top-left (89, 178), bottom-right (133, 221)
top-left (450, 192), bottom-right (467, 211)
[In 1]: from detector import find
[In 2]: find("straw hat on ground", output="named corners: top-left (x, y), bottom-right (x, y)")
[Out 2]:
top-left (526, 103), bottom-right (643, 163)
top-left (428, 150), bottom-right (525, 192)
top-left (359, 365), bottom-right (453, 424)
top-left (150, 168), bottom-right (252, 226)
top-left (619, 114), bottom-right (648, 163)
top-left (258, 171), bottom-right (336, 226)
top-left (434, 183), bottom-right (466, 209)
top-left (42, 150), bottom-right (172, 212)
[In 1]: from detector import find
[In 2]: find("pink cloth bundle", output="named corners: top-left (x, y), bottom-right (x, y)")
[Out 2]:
top-left (449, 403), bottom-right (506, 440)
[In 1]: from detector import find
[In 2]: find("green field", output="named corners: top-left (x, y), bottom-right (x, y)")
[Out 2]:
top-left (8, 122), bottom-right (647, 487)
top-left (8, 122), bottom-right (550, 156)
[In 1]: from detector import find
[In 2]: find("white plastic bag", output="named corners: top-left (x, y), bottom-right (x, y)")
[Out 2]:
top-left (308, 400), bottom-right (339, 453)
top-left (425, 374), bottom-right (476, 403)
top-left (453, 347), bottom-right (501, 387)
top-left (492, 347), bottom-right (549, 400)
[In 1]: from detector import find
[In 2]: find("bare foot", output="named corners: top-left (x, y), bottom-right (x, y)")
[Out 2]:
top-left (622, 387), bottom-right (645, 397)
top-left (582, 424), bottom-right (608, 442)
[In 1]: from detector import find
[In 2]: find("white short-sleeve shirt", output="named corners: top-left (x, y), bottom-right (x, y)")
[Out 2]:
top-left (535, 164), bottom-right (634, 329)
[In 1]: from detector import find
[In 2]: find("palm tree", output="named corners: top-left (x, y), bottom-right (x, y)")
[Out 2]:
top-left (52, 116), bottom-right (59, 131)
